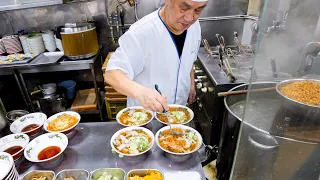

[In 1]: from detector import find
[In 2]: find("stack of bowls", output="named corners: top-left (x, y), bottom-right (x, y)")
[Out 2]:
top-left (0, 152), bottom-right (18, 180)
top-left (27, 35), bottom-right (45, 54)
top-left (2, 35), bottom-right (23, 54)
top-left (0, 133), bottom-right (30, 161)
top-left (42, 31), bottom-right (57, 52)
top-left (18, 35), bottom-right (31, 53)
top-left (0, 39), bottom-right (6, 55)
top-left (54, 35), bottom-right (63, 51)
top-left (10, 112), bottom-right (47, 137)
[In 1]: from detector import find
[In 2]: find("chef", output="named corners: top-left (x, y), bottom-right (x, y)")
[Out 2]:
top-left (105, 0), bottom-right (207, 112)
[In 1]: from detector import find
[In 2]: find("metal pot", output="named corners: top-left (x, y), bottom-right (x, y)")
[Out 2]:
top-left (218, 82), bottom-right (320, 180)
top-left (56, 23), bottom-right (99, 60)
top-left (6, 110), bottom-right (29, 122)
top-left (41, 83), bottom-right (57, 95)
top-left (37, 93), bottom-right (66, 117)
top-left (276, 78), bottom-right (320, 116)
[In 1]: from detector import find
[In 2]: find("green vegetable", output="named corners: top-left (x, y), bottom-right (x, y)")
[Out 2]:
top-left (133, 112), bottom-right (147, 123)
top-left (131, 135), bottom-right (149, 152)
top-left (170, 111), bottom-right (187, 122)
top-left (97, 172), bottom-right (113, 180)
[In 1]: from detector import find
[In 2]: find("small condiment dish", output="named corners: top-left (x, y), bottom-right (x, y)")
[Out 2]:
top-left (0, 133), bottom-right (29, 161)
top-left (23, 132), bottom-right (68, 167)
top-left (10, 113), bottom-right (47, 137)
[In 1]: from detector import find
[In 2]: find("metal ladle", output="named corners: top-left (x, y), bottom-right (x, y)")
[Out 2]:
top-left (155, 84), bottom-right (182, 136)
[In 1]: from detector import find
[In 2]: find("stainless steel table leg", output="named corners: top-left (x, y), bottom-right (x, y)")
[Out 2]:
top-left (90, 63), bottom-right (104, 121)
top-left (18, 71), bottom-right (35, 112)
top-left (13, 70), bottom-right (33, 112)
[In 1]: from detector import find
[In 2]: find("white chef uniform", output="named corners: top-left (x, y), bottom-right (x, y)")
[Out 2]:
top-left (106, 8), bottom-right (201, 107)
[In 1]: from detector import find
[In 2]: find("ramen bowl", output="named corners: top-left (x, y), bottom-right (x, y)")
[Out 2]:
top-left (10, 113), bottom-right (47, 137)
top-left (44, 111), bottom-right (80, 137)
top-left (0, 133), bottom-right (29, 161)
top-left (155, 125), bottom-right (203, 162)
top-left (116, 106), bottom-right (154, 127)
top-left (111, 126), bottom-right (154, 158)
top-left (24, 132), bottom-right (68, 168)
top-left (155, 104), bottom-right (194, 125)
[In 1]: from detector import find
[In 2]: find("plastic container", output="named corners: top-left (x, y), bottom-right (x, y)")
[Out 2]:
top-left (105, 98), bottom-right (126, 120)
top-left (58, 80), bottom-right (76, 100)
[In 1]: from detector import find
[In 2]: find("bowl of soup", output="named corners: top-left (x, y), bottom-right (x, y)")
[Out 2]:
top-left (10, 113), bottom-right (47, 137)
top-left (0, 133), bottom-right (29, 161)
top-left (24, 132), bottom-right (68, 167)
top-left (44, 111), bottom-right (80, 138)
top-left (111, 127), bottom-right (154, 158)
top-left (155, 104), bottom-right (194, 125)
top-left (116, 107), bottom-right (154, 127)
top-left (155, 125), bottom-right (202, 161)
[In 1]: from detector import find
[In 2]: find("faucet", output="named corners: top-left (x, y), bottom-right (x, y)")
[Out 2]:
top-left (297, 42), bottom-right (320, 76)
top-left (266, 13), bottom-right (288, 35)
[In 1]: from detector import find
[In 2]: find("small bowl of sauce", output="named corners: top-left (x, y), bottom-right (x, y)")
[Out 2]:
top-left (24, 132), bottom-right (68, 167)
top-left (10, 113), bottom-right (47, 137)
top-left (0, 133), bottom-right (30, 161)
top-left (38, 146), bottom-right (61, 160)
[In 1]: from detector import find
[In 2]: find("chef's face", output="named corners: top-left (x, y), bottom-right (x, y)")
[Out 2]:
top-left (165, 0), bottom-right (207, 33)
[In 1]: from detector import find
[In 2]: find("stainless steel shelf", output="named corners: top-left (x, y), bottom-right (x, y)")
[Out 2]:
top-left (0, 0), bottom-right (63, 12)
top-left (18, 56), bottom-right (96, 73)
top-left (0, 69), bottom-right (13, 76)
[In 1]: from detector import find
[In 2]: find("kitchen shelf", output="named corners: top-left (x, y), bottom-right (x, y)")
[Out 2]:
top-left (0, 0), bottom-right (63, 12)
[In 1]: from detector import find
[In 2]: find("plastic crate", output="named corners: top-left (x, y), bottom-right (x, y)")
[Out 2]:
top-left (105, 98), bottom-right (126, 120)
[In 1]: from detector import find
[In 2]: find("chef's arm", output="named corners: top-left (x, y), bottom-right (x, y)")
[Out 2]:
top-left (188, 66), bottom-right (196, 104)
top-left (190, 67), bottom-right (195, 87)
top-left (104, 70), bottom-right (168, 112)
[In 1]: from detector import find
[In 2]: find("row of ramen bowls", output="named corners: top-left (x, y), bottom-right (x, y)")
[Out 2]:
top-left (21, 168), bottom-right (164, 180)
top-left (116, 104), bottom-right (194, 127)
top-left (112, 104), bottom-right (203, 161)
top-left (0, 111), bottom-right (81, 167)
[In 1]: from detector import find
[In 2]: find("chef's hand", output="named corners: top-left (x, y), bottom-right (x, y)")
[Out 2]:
top-left (135, 87), bottom-right (169, 112)
top-left (188, 84), bottom-right (196, 105)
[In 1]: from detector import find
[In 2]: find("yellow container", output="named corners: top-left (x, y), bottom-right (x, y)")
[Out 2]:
top-left (105, 98), bottom-right (126, 120)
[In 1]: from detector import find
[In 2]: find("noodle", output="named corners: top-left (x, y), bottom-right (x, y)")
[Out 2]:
top-left (47, 114), bottom-right (78, 132)
top-left (158, 128), bottom-right (198, 153)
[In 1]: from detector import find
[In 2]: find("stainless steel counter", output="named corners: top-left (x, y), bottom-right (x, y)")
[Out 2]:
top-left (17, 122), bottom-right (206, 179)
top-left (197, 47), bottom-right (293, 86)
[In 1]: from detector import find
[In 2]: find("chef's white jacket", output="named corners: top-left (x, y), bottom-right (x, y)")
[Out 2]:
top-left (106, 9), bottom-right (201, 107)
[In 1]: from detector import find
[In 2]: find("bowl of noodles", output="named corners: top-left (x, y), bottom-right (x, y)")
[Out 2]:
top-left (155, 104), bottom-right (194, 125)
top-left (111, 126), bottom-right (154, 157)
top-left (155, 125), bottom-right (202, 161)
top-left (44, 111), bottom-right (80, 138)
top-left (116, 107), bottom-right (154, 127)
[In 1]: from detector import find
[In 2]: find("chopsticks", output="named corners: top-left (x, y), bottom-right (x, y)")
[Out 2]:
top-left (218, 87), bottom-right (276, 97)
